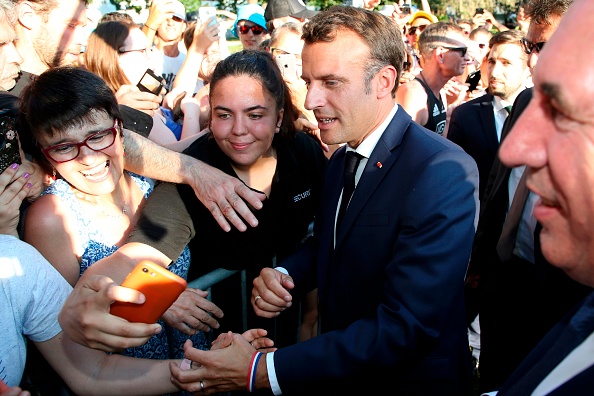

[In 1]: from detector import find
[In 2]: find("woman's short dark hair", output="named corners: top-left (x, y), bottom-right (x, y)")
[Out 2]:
top-left (19, 66), bottom-right (122, 168)
top-left (208, 50), bottom-right (297, 138)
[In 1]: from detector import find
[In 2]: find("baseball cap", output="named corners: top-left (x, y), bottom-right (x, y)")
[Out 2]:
top-left (264, 0), bottom-right (318, 21)
top-left (409, 10), bottom-right (438, 25)
top-left (172, 0), bottom-right (187, 21)
top-left (232, 4), bottom-right (268, 37)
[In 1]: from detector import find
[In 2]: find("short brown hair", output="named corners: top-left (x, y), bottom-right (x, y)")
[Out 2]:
top-left (302, 5), bottom-right (404, 97)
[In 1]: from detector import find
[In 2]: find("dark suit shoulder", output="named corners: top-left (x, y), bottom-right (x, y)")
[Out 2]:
top-left (449, 93), bottom-right (493, 120)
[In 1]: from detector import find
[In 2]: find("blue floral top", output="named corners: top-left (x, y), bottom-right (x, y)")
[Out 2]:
top-left (42, 172), bottom-right (207, 360)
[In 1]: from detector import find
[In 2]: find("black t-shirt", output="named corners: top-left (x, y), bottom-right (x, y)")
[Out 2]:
top-left (129, 131), bottom-right (327, 280)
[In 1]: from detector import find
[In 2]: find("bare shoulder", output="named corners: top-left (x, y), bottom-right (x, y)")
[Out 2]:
top-left (25, 193), bottom-right (70, 230)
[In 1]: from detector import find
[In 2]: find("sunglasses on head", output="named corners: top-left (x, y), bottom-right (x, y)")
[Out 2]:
top-left (521, 38), bottom-right (545, 55)
top-left (408, 25), bottom-right (428, 35)
top-left (238, 24), bottom-right (265, 35)
top-left (442, 46), bottom-right (468, 57)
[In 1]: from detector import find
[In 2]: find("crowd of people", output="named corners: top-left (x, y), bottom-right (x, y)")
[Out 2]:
top-left (3, 0), bottom-right (594, 395)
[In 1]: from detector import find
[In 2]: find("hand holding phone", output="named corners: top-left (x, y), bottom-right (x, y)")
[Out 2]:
top-left (110, 261), bottom-right (187, 324)
top-left (0, 112), bottom-right (22, 175)
top-left (199, 6), bottom-right (217, 27)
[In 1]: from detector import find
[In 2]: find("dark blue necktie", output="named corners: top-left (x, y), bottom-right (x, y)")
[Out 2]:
top-left (336, 151), bottom-right (363, 231)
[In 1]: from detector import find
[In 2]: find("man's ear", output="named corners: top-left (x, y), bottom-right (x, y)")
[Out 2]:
top-left (376, 65), bottom-right (397, 99)
top-left (16, 1), bottom-right (39, 31)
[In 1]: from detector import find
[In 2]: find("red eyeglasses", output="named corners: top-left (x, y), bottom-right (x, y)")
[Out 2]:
top-left (238, 24), bottom-right (265, 35)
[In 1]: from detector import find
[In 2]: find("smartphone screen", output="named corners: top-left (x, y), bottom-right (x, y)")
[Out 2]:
top-left (137, 69), bottom-right (165, 95)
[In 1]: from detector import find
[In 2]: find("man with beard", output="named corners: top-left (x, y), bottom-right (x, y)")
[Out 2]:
top-left (447, 29), bottom-right (530, 200)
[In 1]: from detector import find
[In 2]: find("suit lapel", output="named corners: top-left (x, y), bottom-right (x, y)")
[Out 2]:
top-left (477, 95), bottom-right (499, 151)
top-left (334, 109), bottom-right (410, 246)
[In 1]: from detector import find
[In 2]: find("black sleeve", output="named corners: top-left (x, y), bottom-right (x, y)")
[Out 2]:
top-left (128, 182), bottom-right (195, 261)
top-left (119, 105), bottom-right (153, 138)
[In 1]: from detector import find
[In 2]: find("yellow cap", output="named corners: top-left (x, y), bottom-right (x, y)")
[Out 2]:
top-left (409, 10), bottom-right (438, 25)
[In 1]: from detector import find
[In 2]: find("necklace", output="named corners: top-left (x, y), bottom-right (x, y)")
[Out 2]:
top-left (418, 71), bottom-right (443, 104)
top-left (73, 188), bottom-right (129, 219)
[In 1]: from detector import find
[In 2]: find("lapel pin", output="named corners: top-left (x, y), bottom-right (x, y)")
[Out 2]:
top-left (376, 162), bottom-right (382, 169)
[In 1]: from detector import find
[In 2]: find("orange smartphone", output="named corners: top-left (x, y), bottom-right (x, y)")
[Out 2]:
top-left (110, 260), bottom-right (187, 324)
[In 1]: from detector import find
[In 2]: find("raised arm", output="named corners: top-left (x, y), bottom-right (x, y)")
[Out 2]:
top-left (123, 130), bottom-right (265, 231)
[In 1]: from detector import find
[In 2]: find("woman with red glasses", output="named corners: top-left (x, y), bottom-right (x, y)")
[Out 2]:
top-left (231, 4), bottom-right (269, 50)
top-left (19, 66), bottom-right (210, 365)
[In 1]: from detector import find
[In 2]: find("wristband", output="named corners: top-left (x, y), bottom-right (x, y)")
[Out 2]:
top-left (146, 25), bottom-right (157, 31)
top-left (247, 351), bottom-right (263, 393)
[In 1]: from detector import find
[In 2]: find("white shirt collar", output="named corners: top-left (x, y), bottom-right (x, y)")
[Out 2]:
top-left (346, 103), bottom-right (398, 158)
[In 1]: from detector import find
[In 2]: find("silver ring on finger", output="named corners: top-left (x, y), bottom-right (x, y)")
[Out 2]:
top-left (200, 380), bottom-right (205, 391)
top-left (254, 295), bottom-right (262, 303)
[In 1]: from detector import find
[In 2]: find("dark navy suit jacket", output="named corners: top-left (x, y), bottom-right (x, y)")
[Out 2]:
top-left (273, 108), bottom-right (479, 395)
top-left (498, 292), bottom-right (594, 395)
top-left (447, 94), bottom-right (499, 200)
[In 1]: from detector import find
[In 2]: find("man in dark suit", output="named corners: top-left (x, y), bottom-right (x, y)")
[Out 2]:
top-left (466, 0), bottom-right (593, 393)
top-left (170, 6), bottom-right (479, 395)
top-left (447, 29), bottom-right (530, 200)
top-left (490, 0), bottom-right (594, 392)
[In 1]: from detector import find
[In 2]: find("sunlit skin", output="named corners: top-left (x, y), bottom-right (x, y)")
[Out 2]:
top-left (28, 0), bottom-right (87, 72)
top-left (301, 30), bottom-right (395, 149)
top-left (498, 1), bottom-right (594, 287)
top-left (0, 19), bottom-right (23, 91)
top-left (36, 111), bottom-right (125, 198)
top-left (486, 42), bottom-right (529, 101)
top-left (271, 30), bottom-right (304, 73)
top-left (237, 21), bottom-right (266, 50)
top-left (118, 27), bottom-right (152, 86)
top-left (157, 17), bottom-right (186, 42)
top-left (209, 75), bottom-right (283, 172)
top-left (440, 33), bottom-right (472, 76)
top-left (525, 16), bottom-right (561, 74)
top-left (406, 17), bottom-right (431, 48)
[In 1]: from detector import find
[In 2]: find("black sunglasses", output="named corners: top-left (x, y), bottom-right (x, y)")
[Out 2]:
top-left (408, 25), bottom-right (428, 35)
top-left (521, 38), bottom-right (545, 55)
top-left (238, 24), bottom-right (265, 35)
top-left (442, 46), bottom-right (468, 57)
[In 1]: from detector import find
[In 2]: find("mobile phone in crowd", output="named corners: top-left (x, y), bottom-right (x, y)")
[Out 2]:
top-left (401, 3), bottom-right (412, 14)
top-left (137, 68), bottom-right (165, 95)
top-left (0, 110), bottom-right (22, 175)
top-left (199, 6), bottom-right (217, 27)
top-left (475, 7), bottom-right (484, 15)
top-left (465, 70), bottom-right (482, 92)
top-left (110, 260), bottom-right (187, 324)
top-left (275, 53), bottom-right (297, 79)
